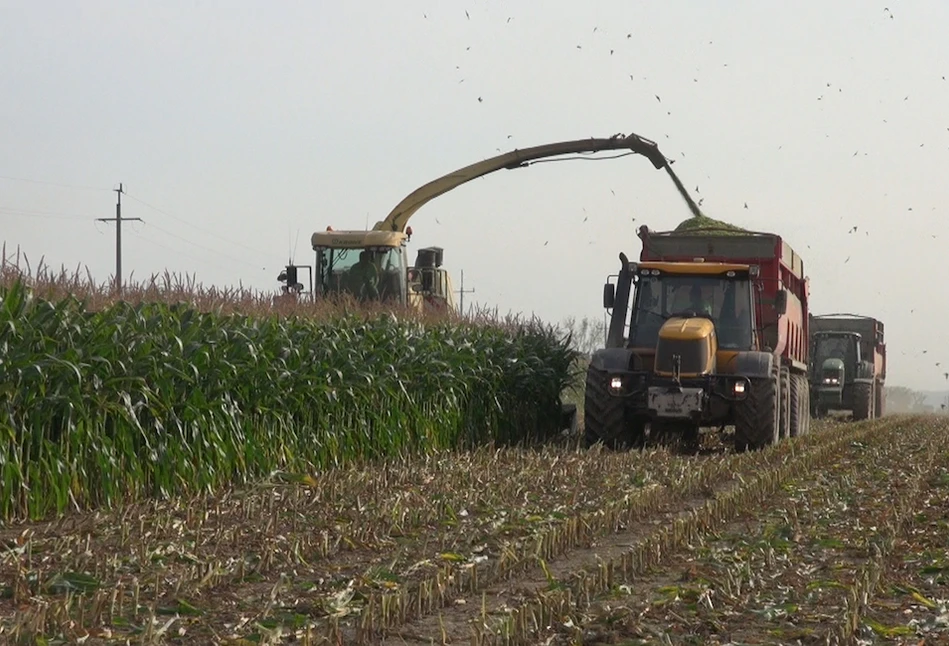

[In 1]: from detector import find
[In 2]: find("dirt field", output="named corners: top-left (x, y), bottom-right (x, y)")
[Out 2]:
top-left (2, 416), bottom-right (947, 645)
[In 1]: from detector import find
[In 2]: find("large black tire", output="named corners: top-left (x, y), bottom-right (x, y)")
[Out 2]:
top-left (779, 367), bottom-right (791, 440)
top-left (853, 382), bottom-right (873, 421)
top-left (789, 373), bottom-right (803, 438)
top-left (734, 362), bottom-right (780, 451)
top-left (800, 378), bottom-right (811, 435)
top-left (874, 380), bottom-right (885, 417)
top-left (583, 368), bottom-right (643, 449)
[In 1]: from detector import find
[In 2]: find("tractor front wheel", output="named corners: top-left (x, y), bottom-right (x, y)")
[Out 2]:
top-left (853, 382), bottom-right (873, 421)
top-left (583, 367), bottom-right (642, 449)
top-left (734, 363), bottom-right (780, 451)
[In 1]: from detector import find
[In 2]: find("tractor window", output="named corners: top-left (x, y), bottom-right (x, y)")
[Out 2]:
top-left (628, 275), bottom-right (753, 349)
top-left (317, 247), bottom-right (406, 301)
top-left (814, 336), bottom-right (855, 364)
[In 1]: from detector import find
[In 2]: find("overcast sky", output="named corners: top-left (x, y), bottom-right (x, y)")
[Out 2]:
top-left (2, 1), bottom-right (947, 391)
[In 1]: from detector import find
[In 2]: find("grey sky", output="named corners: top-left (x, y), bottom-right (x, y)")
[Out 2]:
top-left (2, 1), bottom-right (947, 391)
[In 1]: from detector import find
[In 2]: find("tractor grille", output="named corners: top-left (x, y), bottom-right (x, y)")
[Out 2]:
top-left (655, 338), bottom-right (711, 376)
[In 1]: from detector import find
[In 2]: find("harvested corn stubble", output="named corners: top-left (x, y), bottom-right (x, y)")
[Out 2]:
top-left (530, 416), bottom-right (949, 646)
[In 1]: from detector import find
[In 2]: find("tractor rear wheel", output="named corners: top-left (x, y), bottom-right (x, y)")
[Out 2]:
top-left (734, 362), bottom-right (780, 451)
top-left (789, 373), bottom-right (803, 437)
top-left (853, 382), bottom-right (873, 421)
top-left (800, 378), bottom-right (811, 435)
top-left (874, 380), bottom-right (885, 417)
top-left (779, 367), bottom-right (791, 440)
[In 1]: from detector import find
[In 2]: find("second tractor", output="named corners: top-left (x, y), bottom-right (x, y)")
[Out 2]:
top-left (808, 313), bottom-right (886, 420)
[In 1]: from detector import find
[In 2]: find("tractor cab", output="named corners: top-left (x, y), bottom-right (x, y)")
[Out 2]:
top-left (605, 261), bottom-right (759, 370)
top-left (811, 332), bottom-right (861, 385)
top-left (809, 331), bottom-right (861, 416)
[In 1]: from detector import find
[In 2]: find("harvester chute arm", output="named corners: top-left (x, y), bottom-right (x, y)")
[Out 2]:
top-left (374, 132), bottom-right (701, 233)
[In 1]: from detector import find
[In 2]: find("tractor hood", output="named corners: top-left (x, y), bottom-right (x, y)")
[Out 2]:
top-left (659, 317), bottom-right (716, 341)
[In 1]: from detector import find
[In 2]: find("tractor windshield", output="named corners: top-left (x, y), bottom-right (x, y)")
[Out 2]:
top-left (813, 334), bottom-right (857, 366)
top-left (628, 274), bottom-right (753, 350)
top-left (316, 246), bottom-right (407, 302)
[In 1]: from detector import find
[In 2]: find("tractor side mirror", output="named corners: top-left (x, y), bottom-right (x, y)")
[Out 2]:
top-left (774, 289), bottom-right (788, 316)
top-left (603, 283), bottom-right (615, 309)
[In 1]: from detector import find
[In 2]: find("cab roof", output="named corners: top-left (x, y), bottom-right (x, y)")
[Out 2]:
top-left (637, 261), bottom-right (751, 275)
top-left (311, 230), bottom-right (406, 249)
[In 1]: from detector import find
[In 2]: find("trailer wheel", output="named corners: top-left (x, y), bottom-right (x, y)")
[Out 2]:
top-left (853, 381), bottom-right (873, 421)
top-left (583, 367), bottom-right (643, 449)
top-left (734, 362), bottom-right (780, 450)
top-left (800, 379), bottom-right (811, 435)
top-left (779, 367), bottom-right (791, 440)
top-left (789, 373), bottom-right (803, 437)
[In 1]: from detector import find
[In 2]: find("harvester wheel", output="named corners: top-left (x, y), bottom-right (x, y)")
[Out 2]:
top-left (779, 367), bottom-right (791, 440)
top-left (789, 373), bottom-right (803, 437)
top-left (583, 368), bottom-right (641, 449)
top-left (734, 362), bottom-right (780, 451)
top-left (853, 382), bottom-right (873, 421)
top-left (874, 381), bottom-right (885, 417)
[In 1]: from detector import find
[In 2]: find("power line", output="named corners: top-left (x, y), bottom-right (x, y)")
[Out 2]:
top-left (131, 231), bottom-right (228, 269)
top-left (123, 192), bottom-right (270, 259)
top-left (137, 220), bottom-right (268, 271)
top-left (0, 175), bottom-right (110, 192)
top-left (0, 206), bottom-right (97, 220)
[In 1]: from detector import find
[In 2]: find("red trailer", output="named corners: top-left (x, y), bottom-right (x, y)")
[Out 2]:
top-left (587, 223), bottom-right (812, 452)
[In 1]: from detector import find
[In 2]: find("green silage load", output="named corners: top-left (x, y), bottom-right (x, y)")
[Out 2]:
top-left (673, 214), bottom-right (750, 236)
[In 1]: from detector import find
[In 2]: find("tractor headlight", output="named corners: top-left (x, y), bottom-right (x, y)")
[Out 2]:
top-left (733, 381), bottom-right (746, 395)
top-left (822, 377), bottom-right (840, 385)
top-left (610, 376), bottom-right (623, 391)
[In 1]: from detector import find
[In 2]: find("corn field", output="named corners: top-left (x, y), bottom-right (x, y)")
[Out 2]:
top-left (2, 255), bottom-right (948, 644)
top-left (0, 270), bottom-right (578, 522)
top-left (1, 416), bottom-right (947, 644)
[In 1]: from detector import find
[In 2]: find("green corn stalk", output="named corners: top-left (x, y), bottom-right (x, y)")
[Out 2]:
top-left (0, 278), bottom-right (579, 521)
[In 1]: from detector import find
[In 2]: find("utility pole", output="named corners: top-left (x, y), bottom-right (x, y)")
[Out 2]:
top-left (455, 269), bottom-right (476, 317)
top-left (96, 183), bottom-right (141, 294)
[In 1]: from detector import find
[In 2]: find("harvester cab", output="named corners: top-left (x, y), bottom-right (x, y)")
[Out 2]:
top-left (286, 227), bottom-right (456, 312)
